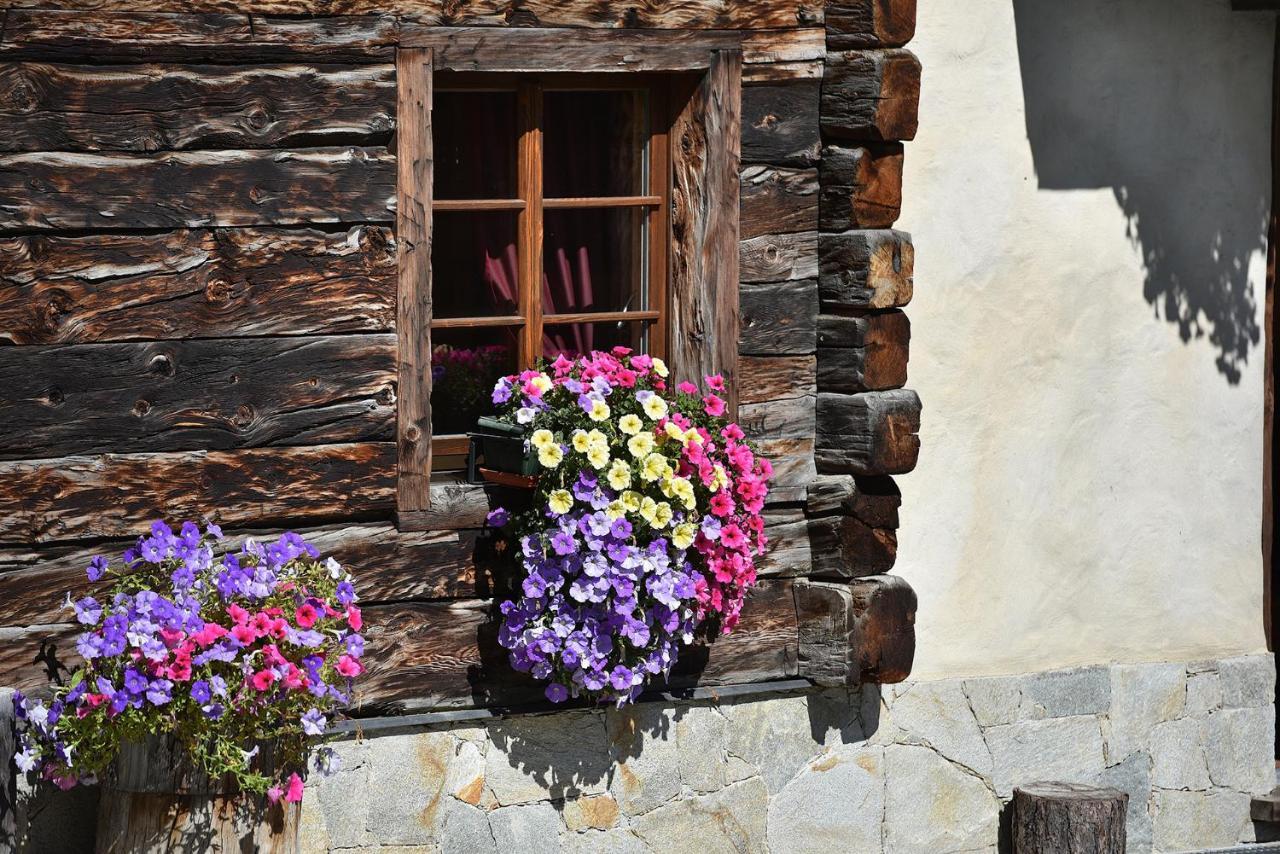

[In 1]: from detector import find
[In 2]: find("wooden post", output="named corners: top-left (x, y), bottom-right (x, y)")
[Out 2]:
top-left (394, 47), bottom-right (433, 516)
top-left (1012, 782), bottom-right (1127, 854)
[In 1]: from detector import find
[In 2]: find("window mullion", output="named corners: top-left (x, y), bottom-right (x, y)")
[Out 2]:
top-left (517, 81), bottom-right (545, 369)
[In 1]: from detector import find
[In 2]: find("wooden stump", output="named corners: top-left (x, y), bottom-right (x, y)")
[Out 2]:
top-left (95, 736), bottom-right (300, 854)
top-left (1012, 782), bottom-right (1127, 854)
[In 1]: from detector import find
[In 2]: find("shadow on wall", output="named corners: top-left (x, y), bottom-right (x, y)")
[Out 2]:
top-left (1012, 0), bottom-right (1271, 384)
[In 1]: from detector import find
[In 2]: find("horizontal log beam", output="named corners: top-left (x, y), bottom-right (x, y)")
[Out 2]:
top-left (0, 335), bottom-right (397, 459)
top-left (0, 11), bottom-right (399, 62)
top-left (805, 474), bottom-right (900, 577)
top-left (0, 62), bottom-right (394, 152)
top-left (817, 310), bottom-right (910, 392)
top-left (742, 78), bottom-right (821, 166)
top-left (740, 165), bottom-right (819, 240)
top-left (821, 49), bottom-right (920, 142)
top-left (819, 143), bottom-right (903, 230)
top-left (0, 147), bottom-right (395, 231)
top-left (739, 356), bottom-right (817, 441)
top-left (741, 230), bottom-right (818, 283)
top-left (756, 437), bottom-right (817, 496)
top-left (0, 523), bottom-right (481, 627)
top-left (739, 278), bottom-right (818, 356)
top-left (0, 442), bottom-right (396, 544)
top-left (794, 574), bottom-right (916, 685)
top-left (825, 0), bottom-right (917, 49)
top-left (0, 226), bottom-right (396, 345)
top-left (818, 228), bottom-right (913, 309)
top-left (815, 389), bottom-right (921, 475)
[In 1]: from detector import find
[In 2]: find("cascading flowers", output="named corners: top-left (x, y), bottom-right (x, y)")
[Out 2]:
top-left (487, 348), bottom-right (772, 706)
top-left (10, 522), bottom-right (363, 803)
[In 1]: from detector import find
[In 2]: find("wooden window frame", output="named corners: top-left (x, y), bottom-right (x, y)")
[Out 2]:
top-left (396, 39), bottom-right (741, 524)
top-left (428, 74), bottom-right (672, 465)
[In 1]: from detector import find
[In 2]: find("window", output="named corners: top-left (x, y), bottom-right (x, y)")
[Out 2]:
top-left (428, 75), bottom-right (672, 469)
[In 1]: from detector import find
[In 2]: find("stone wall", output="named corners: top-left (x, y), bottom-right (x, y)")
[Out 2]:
top-left (290, 655), bottom-right (1274, 854)
top-left (5, 655), bottom-right (1273, 851)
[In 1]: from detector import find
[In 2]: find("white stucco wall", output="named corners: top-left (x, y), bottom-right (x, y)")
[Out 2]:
top-left (897, 0), bottom-right (1274, 679)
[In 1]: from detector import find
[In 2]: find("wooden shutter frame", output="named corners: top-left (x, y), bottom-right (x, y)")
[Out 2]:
top-left (394, 41), bottom-right (743, 524)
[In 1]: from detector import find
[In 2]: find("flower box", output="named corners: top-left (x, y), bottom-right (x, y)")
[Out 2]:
top-left (466, 415), bottom-right (538, 487)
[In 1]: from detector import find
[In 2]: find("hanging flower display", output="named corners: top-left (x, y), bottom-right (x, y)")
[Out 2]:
top-left (10, 523), bottom-right (362, 803)
top-left (486, 348), bottom-right (772, 706)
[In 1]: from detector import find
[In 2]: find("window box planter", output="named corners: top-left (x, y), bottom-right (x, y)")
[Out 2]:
top-left (467, 416), bottom-right (538, 488)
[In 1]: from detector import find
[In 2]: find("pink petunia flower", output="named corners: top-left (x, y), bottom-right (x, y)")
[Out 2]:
top-left (251, 670), bottom-right (277, 691)
top-left (336, 655), bottom-right (363, 678)
top-left (705, 374), bottom-right (726, 391)
top-left (294, 604), bottom-right (319, 629)
top-left (346, 606), bottom-right (362, 631)
top-left (285, 773), bottom-right (305, 803)
top-left (677, 381), bottom-right (699, 395)
top-left (703, 394), bottom-right (725, 417)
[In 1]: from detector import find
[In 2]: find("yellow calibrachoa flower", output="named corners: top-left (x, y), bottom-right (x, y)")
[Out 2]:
top-left (548, 489), bottom-right (573, 515)
top-left (606, 499), bottom-right (627, 520)
top-left (652, 502), bottom-right (673, 528)
top-left (607, 460), bottom-right (632, 491)
top-left (651, 357), bottom-right (669, 378)
top-left (671, 476), bottom-right (696, 511)
top-left (627, 432), bottom-right (655, 458)
top-left (538, 444), bottom-right (564, 469)
top-left (570, 429), bottom-right (591, 453)
top-left (531, 429), bottom-right (556, 450)
top-left (530, 374), bottom-right (553, 394)
top-left (663, 421), bottom-right (686, 443)
top-left (639, 496), bottom-right (658, 524)
top-left (622, 490), bottom-right (643, 513)
top-left (586, 429), bottom-right (608, 449)
top-left (712, 463), bottom-right (728, 491)
top-left (672, 522), bottom-right (697, 549)
top-left (588, 399), bottom-right (610, 422)
top-left (684, 427), bottom-right (703, 446)
top-left (641, 452), bottom-right (670, 482)
top-left (586, 444), bottom-right (610, 470)
top-left (642, 394), bottom-right (668, 421)
top-left (618, 414), bottom-right (643, 436)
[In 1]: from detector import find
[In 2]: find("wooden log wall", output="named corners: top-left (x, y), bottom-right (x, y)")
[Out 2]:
top-left (0, 5), bottom-right (920, 712)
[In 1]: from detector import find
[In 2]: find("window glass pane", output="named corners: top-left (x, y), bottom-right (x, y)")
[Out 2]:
top-left (543, 90), bottom-right (648, 198)
top-left (433, 91), bottom-right (518, 200)
top-left (433, 211), bottom-right (520, 318)
top-left (431, 327), bottom-right (518, 436)
top-left (542, 208), bottom-right (647, 316)
top-left (543, 321), bottom-right (650, 360)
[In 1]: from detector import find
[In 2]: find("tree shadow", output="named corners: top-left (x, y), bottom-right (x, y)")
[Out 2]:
top-left (1012, 0), bottom-right (1271, 384)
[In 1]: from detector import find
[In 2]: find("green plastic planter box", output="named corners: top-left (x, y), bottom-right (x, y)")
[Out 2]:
top-left (466, 416), bottom-right (538, 483)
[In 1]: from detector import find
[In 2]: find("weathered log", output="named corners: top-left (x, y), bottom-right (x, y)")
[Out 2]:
top-left (0, 335), bottom-right (396, 458)
top-left (755, 511), bottom-right (812, 578)
top-left (815, 389), bottom-right (921, 475)
top-left (739, 356), bottom-right (816, 441)
top-left (742, 79), bottom-right (821, 166)
top-left (0, 147), bottom-right (396, 231)
top-left (806, 513), bottom-right (896, 577)
top-left (0, 62), bottom-right (394, 152)
top-left (756, 436), bottom-right (818, 496)
top-left (806, 474), bottom-right (901, 527)
top-left (741, 231), bottom-right (819, 284)
top-left (740, 165), bottom-right (818, 240)
top-left (396, 479), bottom-right (516, 532)
top-left (0, 11), bottom-right (398, 62)
top-left (821, 49), bottom-right (920, 142)
top-left (740, 28), bottom-right (825, 65)
top-left (794, 574), bottom-right (916, 685)
top-left (819, 143), bottom-right (903, 230)
top-left (743, 60), bottom-right (822, 84)
top-left (0, 226), bottom-right (396, 345)
top-left (355, 579), bottom-right (800, 714)
top-left (826, 0), bottom-right (917, 49)
top-left (739, 279), bottom-right (818, 356)
top-left (669, 50), bottom-right (741, 414)
top-left (1012, 783), bottom-right (1128, 854)
top-left (819, 229), bottom-right (913, 309)
top-left (96, 737), bottom-right (301, 854)
top-left (0, 1), bottom-right (822, 29)
top-left (0, 523), bottom-right (480, 628)
top-left (0, 443), bottom-right (396, 544)
top-left (817, 310), bottom-right (910, 392)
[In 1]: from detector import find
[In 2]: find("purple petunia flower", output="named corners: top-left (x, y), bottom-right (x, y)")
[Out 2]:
top-left (86, 556), bottom-right (109, 582)
top-left (301, 708), bottom-right (326, 737)
top-left (335, 580), bottom-right (357, 606)
top-left (190, 680), bottom-right (212, 704)
top-left (145, 679), bottom-right (173, 706)
top-left (545, 683), bottom-right (570, 703)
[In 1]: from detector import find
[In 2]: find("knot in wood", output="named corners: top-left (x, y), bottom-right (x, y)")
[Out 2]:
top-left (45, 386), bottom-right (65, 407)
top-left (149, 353), bottom-right (175, 377)
top-left (131, 399), bottom-right (151, 417)
top-left (243, 103), bottom-right (272, 132)
top-left (4, 75), bottom-right (39, 114)
top-left (404, 424), bottom-right (422, 443)
top-left (232, 404), bottom-right (255, 428)
top-left (40, 292), bottom-right (71, 331)
top-left (376, 385), bottom-right (397, 406)
top-left (204, 278), bottom-right (232, 306)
